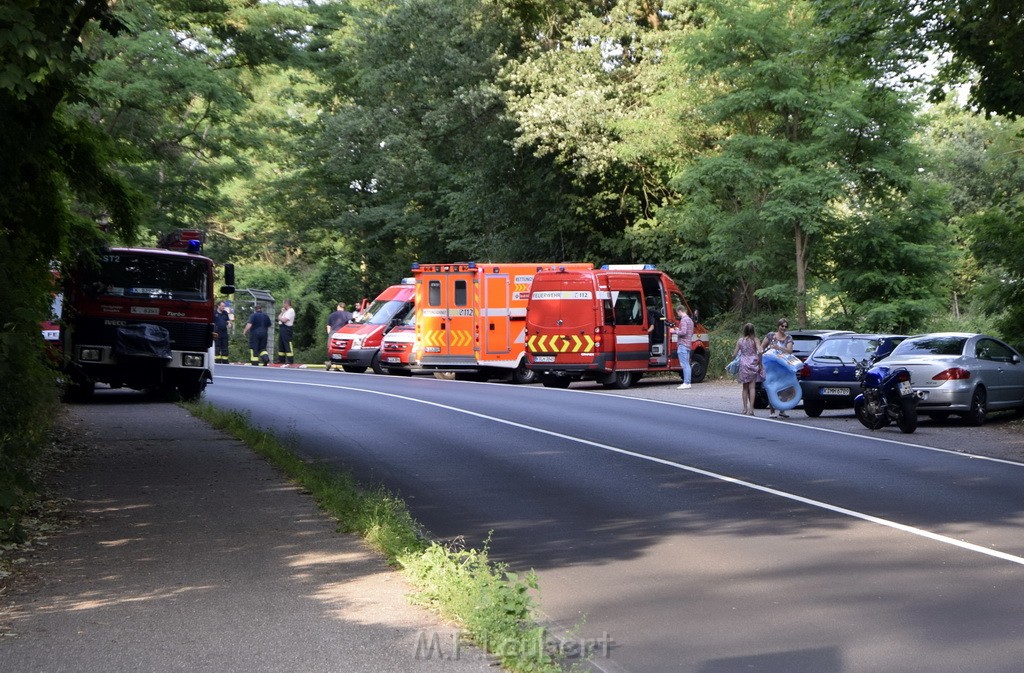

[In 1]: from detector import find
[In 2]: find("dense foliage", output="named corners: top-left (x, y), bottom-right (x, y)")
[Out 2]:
top-left (1, 0), bottom-right (1022, 539)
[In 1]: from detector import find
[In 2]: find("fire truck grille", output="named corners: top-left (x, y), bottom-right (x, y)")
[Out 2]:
top-left (76, 317), bottom-right (212, 352)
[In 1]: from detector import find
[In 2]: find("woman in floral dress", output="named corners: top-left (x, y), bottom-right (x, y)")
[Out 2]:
top-left (734, 322), bottom-right (763, 415)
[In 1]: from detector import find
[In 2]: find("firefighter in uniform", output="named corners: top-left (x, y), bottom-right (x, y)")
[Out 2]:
top-left (213, 301), bottom-right (232, 364)
top-left (243, 303), bottom-right (272, 365)
top-left (277, 299), bottom-right (295, 364)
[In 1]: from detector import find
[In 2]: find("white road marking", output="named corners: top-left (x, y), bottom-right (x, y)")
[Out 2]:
top-left (219, 375), bottom-right (1024, 566)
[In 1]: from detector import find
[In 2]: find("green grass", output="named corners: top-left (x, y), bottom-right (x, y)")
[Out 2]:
top-left (184, 402), bottom-right (564, 673)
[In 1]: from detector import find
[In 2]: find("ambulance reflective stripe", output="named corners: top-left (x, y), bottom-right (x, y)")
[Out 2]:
top-left (526, 334), bottom-right (596, 353)
top-left (423, 330), bottom-right (471, 347)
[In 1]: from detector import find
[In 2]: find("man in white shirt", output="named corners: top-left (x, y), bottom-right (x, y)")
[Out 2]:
top-left (277, 299), bottom-right (296, 364)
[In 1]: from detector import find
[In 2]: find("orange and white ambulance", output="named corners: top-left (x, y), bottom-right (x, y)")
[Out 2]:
top-left (524, 265), bottom-right (708, 389)
top-left (411, 262), bottom-right (593, 383)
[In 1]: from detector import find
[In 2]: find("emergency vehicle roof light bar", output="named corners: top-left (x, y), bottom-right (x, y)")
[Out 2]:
top-left (157, 228), bottom-right (205, 252)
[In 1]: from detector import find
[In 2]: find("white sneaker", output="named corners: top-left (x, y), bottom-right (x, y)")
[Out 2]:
top-left (677, 383), bottom-right (691, 389)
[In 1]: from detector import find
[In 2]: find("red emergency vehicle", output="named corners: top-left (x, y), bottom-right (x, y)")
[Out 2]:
top-left (524, 265), bottom-right (708, 389)
top-left (379, 311), bottom-right (418, 375)
top-left (61, 229), bottom-right (234, 400)
top-left (411, 262), bottom-right (593, 383)
top-left (326, 279), bottom-right (415, 373)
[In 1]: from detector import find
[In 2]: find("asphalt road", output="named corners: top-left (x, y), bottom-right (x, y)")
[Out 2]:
top-left (206, 366), bottom-right (1024, 673)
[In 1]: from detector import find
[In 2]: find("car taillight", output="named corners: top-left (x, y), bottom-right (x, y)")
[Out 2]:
top-left (799, 364), bottom-right (810, 378)
top-left (933, 367), bottom-right (970, 381)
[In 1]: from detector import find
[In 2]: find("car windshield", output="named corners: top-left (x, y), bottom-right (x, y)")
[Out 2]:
top-left (358, 298), bottom-right (411, 326)
top-left (86, 253), bottom-right (209, 301)
top-left (814, 338), bottom-right (880, 361)
top-left (892, 336), bottom-right (967, 356)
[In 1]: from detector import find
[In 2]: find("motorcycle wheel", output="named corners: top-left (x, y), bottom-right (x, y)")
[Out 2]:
top-left (896, 398), bottom-right (918, 434)
top-left (854, 398), bottom-right (888, 430)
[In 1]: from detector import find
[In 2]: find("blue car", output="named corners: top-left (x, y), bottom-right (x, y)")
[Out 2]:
top-left (798, 334), bottom-right (907, 417)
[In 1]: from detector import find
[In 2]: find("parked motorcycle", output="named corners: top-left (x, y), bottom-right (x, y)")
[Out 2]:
top-left (853, 360), bottom-right (919, 433)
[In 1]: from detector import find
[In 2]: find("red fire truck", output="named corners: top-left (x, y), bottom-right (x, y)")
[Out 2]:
top-left (61, 229), bottom-right (234, 400)
top-left (326, 279), bottom-right (415, 373)
top-left (525, 265), bottom-right (708, 389)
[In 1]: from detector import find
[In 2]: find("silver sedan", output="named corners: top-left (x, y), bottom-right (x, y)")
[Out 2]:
top-left (878, 332), bottom-right (1024, 425)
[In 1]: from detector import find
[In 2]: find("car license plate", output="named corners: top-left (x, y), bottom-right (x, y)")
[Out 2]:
top-left (821, 387), bottom-right (850, 396)
top-left (534, 355), bottom-right (556, 363)
top-left (899, 380), bottom-right (913, 396)
top-left (386, 357), bottom-right (400, 364)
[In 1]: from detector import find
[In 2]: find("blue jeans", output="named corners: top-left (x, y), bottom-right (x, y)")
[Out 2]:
top-left (678, 347), bottom-right (691, 384)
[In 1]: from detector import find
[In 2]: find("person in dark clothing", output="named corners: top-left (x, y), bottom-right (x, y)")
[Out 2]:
top-left (325, 302), bottom-right (353, 336)
top-left (243, 303), bottom-right (272, 365)
top-left (213, 301), bottom-right (232, 364)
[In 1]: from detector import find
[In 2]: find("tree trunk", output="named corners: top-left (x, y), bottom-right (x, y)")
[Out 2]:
top-left (794, 224), bottom-right (808, 328)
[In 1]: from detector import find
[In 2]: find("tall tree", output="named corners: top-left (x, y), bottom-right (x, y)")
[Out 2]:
top-left (657, 0), bottom-right (946, 326)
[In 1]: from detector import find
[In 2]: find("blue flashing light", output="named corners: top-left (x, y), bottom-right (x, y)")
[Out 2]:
top-left (186, 239), bottom-right (202, 253)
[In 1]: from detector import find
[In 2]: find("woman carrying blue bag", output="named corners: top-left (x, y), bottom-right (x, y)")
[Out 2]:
top-left (760, 318), bottom-right (801, 417)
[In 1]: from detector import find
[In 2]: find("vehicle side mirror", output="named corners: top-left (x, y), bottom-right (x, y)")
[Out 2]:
top-left (220, 263), bottom-right (235, 295)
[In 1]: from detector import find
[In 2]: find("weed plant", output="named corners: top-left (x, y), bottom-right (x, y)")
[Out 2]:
top-left (186, 403), bottom-right (562, 673)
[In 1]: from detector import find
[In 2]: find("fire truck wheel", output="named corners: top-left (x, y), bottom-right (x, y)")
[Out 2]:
top-left (63, 379), bottom-right (95, 402)
top-left (342, 365), bottom-right (368, 374)
top-left (386, 368), bottom-right (413, 376)
top-left (179, 381), bottom-right (206, 402)
top-left (690, 351), bottom-right (708, 383)
top-left (602, 371), bottom-right (636, 389)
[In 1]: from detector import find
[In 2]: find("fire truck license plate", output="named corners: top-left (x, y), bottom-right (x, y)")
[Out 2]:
top-left (534, 356), bottom-right (556, 363)
top-left (386, 357), bottom-right (400, 364)
top-left (821, 387), bottom-right (850, 396)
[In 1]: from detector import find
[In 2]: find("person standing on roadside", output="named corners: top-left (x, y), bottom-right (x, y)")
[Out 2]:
top-left (675, 306), bottom-right (695, 390)
top-left (735, 322), bottom-right (764, 415)
top-left (277, 299), bottom-right (296, 364)
top-left (761, 317), bottom-right (794, 418)
top-left (325, 302), bottom-right (353, 336)
top-left (213, 301), bottom-right (231, 364)
top-left (243, 303), bottom-right (272, 365)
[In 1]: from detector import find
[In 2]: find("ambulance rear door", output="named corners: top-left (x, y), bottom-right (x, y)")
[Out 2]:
top-left (417, 266), bottom-right (476, 367)
top-left (526, 270), bottom-right (599, 368)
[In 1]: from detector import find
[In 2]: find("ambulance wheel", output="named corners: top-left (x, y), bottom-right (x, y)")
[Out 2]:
top-left (541, 375), bottom-right (571, 389)
top-left (690, 351), bottom-right (708, 383)
top-left (342, 365), bottom-right (367, 373)
top-left (603, 371), bottom-right (635, 389)
top-left (512, 360), bottom-right (537, 385)
top-left (370, 351), bottom-right (385, 375)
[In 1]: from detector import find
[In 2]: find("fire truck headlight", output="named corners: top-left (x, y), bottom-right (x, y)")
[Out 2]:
top-left (80, 347), bottom-right (102, 362)
top-left (351, 336), bottom-right (365, 349)
top-left (182, 353), bottom-right (205, 367)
